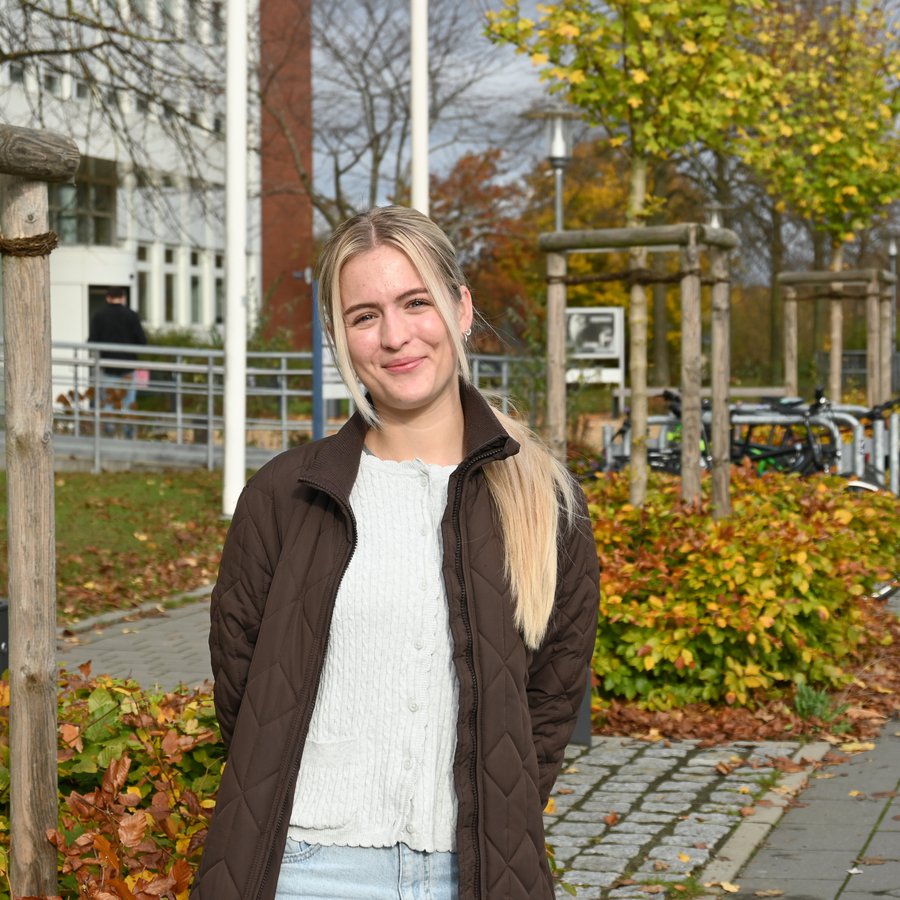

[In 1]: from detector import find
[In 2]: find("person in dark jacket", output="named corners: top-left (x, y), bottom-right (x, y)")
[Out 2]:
top-left (192, 206), bottom-right (600, 900)
top-left (88, 286), bottom-right (147, 436)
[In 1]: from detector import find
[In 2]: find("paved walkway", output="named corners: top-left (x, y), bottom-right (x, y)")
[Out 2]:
top-left (57, 594), bottom-right (900, 899)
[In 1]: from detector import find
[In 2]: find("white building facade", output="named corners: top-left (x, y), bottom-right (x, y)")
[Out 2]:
top-left (0, 0), bottom-right (260, 345)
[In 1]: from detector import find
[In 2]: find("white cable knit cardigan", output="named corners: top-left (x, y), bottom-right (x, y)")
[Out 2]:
top-left (288, 452), bottom-right (460, 852)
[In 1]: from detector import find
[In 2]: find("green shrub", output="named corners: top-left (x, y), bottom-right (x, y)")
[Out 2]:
top-left (0, 669), bottom-right (223, 899)
top-left (586, 468), bottom-right (898, 709)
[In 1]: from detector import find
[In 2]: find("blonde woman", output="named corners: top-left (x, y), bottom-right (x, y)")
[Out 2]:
top-left (192, 206), bottom-right (600, 900)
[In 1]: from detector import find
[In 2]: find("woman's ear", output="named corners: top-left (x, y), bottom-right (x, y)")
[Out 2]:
top-left (458, 285), bottom-right (474, 335)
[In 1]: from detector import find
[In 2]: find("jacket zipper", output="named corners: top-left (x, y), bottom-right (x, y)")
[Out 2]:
top-left (251, 486), bottom-right (358, 900)
top-left (451, 443), bottom-right (506, 899)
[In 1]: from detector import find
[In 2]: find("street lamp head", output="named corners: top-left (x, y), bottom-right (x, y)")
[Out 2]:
top-left (522, 101), bottom-right (579, 168)
top-left (706, 202), bottom-right (724, 229)
top-left (548, 114), bottom-right (570, 167)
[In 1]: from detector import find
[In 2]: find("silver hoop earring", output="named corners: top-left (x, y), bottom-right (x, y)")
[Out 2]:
top-left (463, 328), bottom-right (472, 341)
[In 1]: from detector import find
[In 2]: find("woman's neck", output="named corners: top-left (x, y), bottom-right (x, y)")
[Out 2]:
top-left (365, 403), bottom-right (466, 466)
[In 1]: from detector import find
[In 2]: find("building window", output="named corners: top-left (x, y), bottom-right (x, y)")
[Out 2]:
top-left (130, 0), bottom-right (149, 21)
top-left (190, 275), bottom-right (202, 323)
top-left (214, 277), bottom-right (224, 323)
top-left (135, 94), bottom-right (150, 113)
top-left (74, 79), bottom-right (90, 101)
top-left (164, 272), bottom-right (176, 322)
top-left (214, 254), bottom-right (224, 323)
top-left (137, 270), bottom-right (151, 320)
top-left (160, 0), bottom-right (178, 31)
top-left (189, 248), bottom-right (202, 323)
top-left (163, 245), bottom-right (178, 323)
top-left (186, 0), bottom-right (201, 40)
top-left (43, 70), bottom-right (62, 96)
top-left (48, 157), bottom-right (117, 246)
top-left (9, 62), bottom-right (25, 84)
top-left (211, 2), bottom-right (223, 42)
top-left (136, 243), bottom-right (152, 321)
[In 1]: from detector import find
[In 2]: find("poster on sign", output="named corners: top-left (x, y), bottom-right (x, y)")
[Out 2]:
top-left (566, 307), bottom-right (624, 360)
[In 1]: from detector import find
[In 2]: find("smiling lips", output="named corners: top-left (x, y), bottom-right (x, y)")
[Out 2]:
top-left (384, 356), bottom-right (424, 373)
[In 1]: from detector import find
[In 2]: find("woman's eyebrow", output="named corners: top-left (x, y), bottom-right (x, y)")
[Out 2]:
top-left (343, 287), bottom-right (429, 317)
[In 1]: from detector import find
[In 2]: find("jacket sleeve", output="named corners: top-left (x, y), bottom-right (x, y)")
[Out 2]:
top-left (527, 485), bottom-right (600, 806)
top-left (209, 480), bottom-right (279, 750)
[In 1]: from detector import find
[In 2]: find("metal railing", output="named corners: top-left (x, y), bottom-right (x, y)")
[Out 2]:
top-left (0, 342), bottom-right (531, 472)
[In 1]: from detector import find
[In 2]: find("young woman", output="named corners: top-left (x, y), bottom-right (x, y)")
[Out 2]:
top-left (191, 206), bottom-right (600, 900)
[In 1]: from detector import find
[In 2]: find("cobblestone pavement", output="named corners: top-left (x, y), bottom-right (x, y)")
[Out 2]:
top-left (61, 596), bottom-right (886, 899)
top-left (544, 737), bottom-right (826, 899)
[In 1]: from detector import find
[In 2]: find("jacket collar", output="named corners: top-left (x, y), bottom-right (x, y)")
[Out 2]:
top-left (302, 379), bottom-right (519, 501)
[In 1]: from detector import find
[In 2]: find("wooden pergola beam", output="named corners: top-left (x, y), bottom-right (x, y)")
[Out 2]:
top-left (540, 222), bottom-right (736, 517)
top-left (777, 268), bottom-right (896, 287)
top-left (538, 223), bottom-right (740, 253)
top-left (777, 267), bottom-right (895, 405)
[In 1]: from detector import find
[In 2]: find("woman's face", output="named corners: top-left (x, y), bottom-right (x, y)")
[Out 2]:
top-left (338, 244), bottom-right (472, 421)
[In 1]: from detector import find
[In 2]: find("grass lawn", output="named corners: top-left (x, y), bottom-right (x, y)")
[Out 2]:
top-left (0, 470), bottom-right (229, 625)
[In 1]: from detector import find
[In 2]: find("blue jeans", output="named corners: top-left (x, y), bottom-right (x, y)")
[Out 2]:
top-left (274, 840), bottom-right (458, 900)
top-left (98, 372), bottom-right (137, 437)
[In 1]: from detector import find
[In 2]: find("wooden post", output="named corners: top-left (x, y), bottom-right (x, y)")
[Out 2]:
top-left (829, 297), bottom-right (843, 404)
top-left (866, 273), bottom-right (880, 408)
top-left (710, 245), bottom-right (731, 519)
top-left (880, 286), bottom-right (893, 405)
top-left (546, 251), bottom-right (567, 464)
top-left (680, 225), bottom-right (702, 505)
top-left (0, 123), bottom-right (79, 899)
top-left (783, 286), bottom-right (798, 396)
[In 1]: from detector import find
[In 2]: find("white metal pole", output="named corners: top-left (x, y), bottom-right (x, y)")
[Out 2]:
top-left (223, 0), bottom-right (248, 517)
top-left (410, 0), bottom-right (429, 215)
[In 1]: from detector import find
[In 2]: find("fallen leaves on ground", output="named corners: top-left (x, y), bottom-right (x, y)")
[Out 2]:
top-left (594, 602), bottom-right (900, 744)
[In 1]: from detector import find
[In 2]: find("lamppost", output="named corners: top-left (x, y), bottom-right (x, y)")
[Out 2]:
top-left (524, 103), bottom-right (576, 231)
top-left (889, 232), bottom-right (898, 391)
top-left (547, 111), bottom-right (572, 231)
top-left (527, 103), bottom-right (592, 747)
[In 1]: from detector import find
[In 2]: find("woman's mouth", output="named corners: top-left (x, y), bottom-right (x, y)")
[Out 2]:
top-left (384, 357), bottom-right (423, 373)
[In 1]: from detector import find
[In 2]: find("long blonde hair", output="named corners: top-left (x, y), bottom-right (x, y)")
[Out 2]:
top-left (316, 206), bottom-right (579, 649)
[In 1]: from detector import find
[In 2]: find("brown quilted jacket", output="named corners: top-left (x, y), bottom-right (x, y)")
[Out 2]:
top-left (191, 383), bottom-right (600, 899)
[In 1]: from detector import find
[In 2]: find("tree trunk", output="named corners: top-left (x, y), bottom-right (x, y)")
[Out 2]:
top-left (784, 286), bottom-right (799, 396)
top-left (829, 243), bottom-right (844, 403)
top-left (865, 271), bottom-right (879, 408)
top-left (680, 226), bottom-right (702, 506)
top-left (652, 266), bottom-right (669, 386)
top-left (710, 245), bottom-right (731, 519)
top-left (812, 230), bottom-right (827, 386)
top-left (546, 251), bottom-right (568, 464)
top-left (1, 173), bottom-right (59, 899)
top-left (627, 156), bottom-right (648, 506)
top-left (769, 205), bottom-right (784, 384)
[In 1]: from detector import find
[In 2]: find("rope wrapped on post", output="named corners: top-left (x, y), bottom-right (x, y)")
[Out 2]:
top-left (546, 266), bottom-right (730, 287)
top-left (0, 231), bottom-right (59, 257)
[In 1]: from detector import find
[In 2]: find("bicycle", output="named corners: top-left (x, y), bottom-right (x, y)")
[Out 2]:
top-left (730, 389), bottom-right (841, 476)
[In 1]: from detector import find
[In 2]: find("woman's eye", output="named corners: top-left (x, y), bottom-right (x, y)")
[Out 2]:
top-left (349, 312), bottom-right (375, 326)
top-left (408, 297), bottom-right (430, 309)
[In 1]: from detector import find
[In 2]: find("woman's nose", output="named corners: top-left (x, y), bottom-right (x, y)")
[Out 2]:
top-left (380, 309), bottom-right (409, 348)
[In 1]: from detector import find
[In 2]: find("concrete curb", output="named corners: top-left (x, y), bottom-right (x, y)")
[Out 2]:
top-left (58, 584), bottom-right (212, 636)
top-left (694, 740), bottom-right (832, 898)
